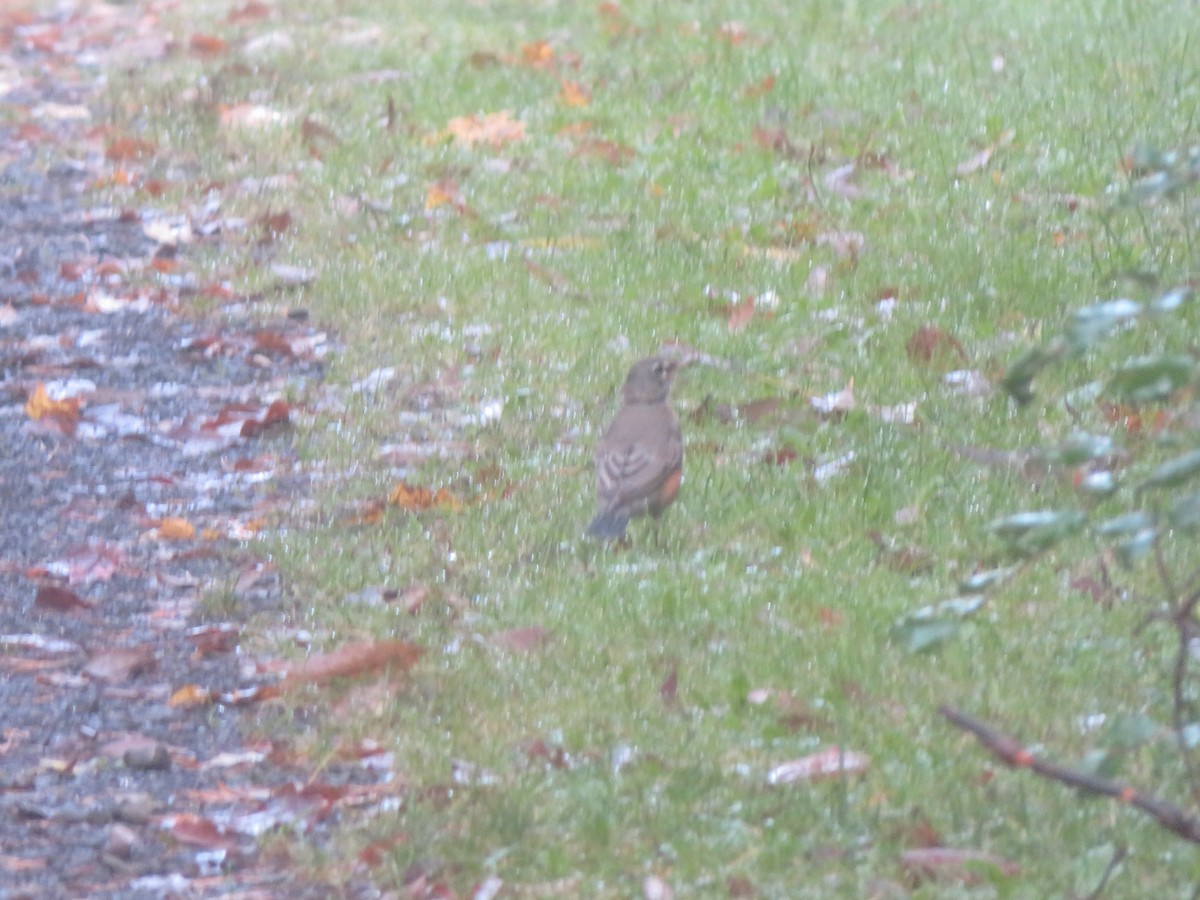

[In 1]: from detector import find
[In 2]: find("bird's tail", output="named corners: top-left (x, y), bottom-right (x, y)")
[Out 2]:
top-left (586, 510), bottom-right (629, 539)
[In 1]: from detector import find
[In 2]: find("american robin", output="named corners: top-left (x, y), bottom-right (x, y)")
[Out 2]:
top-left (587, 355), bottom-right (683, 540)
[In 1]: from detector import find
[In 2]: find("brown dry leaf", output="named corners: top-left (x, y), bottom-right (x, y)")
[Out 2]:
top-left (283, 639), bottom-right (424, 688)
top-left (906, 325), bottom-right (967, 367)
top-left (489, 626), bottom-right (552, 654)
top-left (228, 1), bottom-right (271, 23)
top-left (157, 517), bottom-right (196, 541)
top-left (727, 295), bottom-right (756, 332)
top-left (166, 813), bottom-right (240, 851)
top-left (187, 623), bottom-right (240, 656)
top-left (900, 847), bottom-right (1020, 884)
top-left (345, 498), bottom-right (387, 525)
top-left (300, 117), bottom-right (340, 149)
top-left (104, 135), bottom-right (155, 162)
top-left (82, 646), bottom-right (156, 682)
top-left (810, 380), bottom-right (855, 417)
top-left (955, 128), bottom-right (1015, 176)
top-left (188, 33), bottom-right (227, 56)
top-left (571, 137), bottom-right (635, 166)
top-left (559, 79), bottom-right (591, 107)
top-left (767, 746), bottom-right (870, 784)
top-left (257, 210), bottom-right (292, 239)
top-left (743, 74), bottom-right (775, 99)
top-left (446, 111), bottom-right (525, 149)
top-left (869, 530), bottom-right (935, 575)
top-left (34, 585), bottom-right (94, 612)
top-left (359, 830), bottom-right (409, 867)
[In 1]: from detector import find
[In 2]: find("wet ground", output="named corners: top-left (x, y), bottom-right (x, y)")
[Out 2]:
top-left (0, 6), bottom-right (367, 897)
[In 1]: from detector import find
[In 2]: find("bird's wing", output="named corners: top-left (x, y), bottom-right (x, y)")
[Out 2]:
top-left (595, 406), bottom-right (681, 509)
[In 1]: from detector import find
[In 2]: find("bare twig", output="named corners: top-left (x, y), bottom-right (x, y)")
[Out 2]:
top-left (940, 705), bottom-right (1200, 845)
top-left (1079, 843), bottom-right (1126, 900)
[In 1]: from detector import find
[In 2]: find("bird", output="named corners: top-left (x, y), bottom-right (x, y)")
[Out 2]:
top-left (587, 355), bottom-right (684, 540)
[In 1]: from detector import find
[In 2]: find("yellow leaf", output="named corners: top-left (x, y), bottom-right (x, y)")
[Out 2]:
top-left (25, 383), bottom-right (81, 421)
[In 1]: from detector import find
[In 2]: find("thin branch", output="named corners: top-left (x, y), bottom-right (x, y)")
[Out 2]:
top-left (1079, 842), bottom-right (1126, 900)
top-left (940, 705), bottom-right (1200, 845)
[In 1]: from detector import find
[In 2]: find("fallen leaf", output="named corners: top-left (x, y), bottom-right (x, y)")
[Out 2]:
top-left (445, 111), bottom-right (525, 149)
top-left (767, 746), bottom-right (870, 784)
top-left (189, 33), bottom-right (227, 55)
top-left (559, 79), bottom-right (591, 107)
top-left (83, 646), bottom-right (156, 682)
top-left (955, 128), bottom-right (1015, 176)
top-left (521, 40), bottom-right (555, 68)
top-left (811, 380), bottom-right (855, 417)
top-left (157, 517), bottom-right (196, 541)
top-left (165, 813), bottom-right (240, 852)
top-left (900, 846), bottom-right (1020, 884)
top-left (906, 325), bottom-right (967, 367)
top-left (727, 295), bottom-right (756, 332)
top-left (283, 639), bottom-right (423, 687)
top-left (489, 626), bottom-right (551, 653)
top-left (25, 382), bottom-right (82, 426)
top-left (742, 74), bottom-right (775, 99)
top-left (34, 585), bottom-right (94, 612)
top-left (169, 684), bottom-right (213, 708)
top-left (570, 137), bottom-right (634, 166)
top-left (388, 482), bottom-right (461, 511)
top-left (105, 136), bottom-right (155, 162)
top-left (426, 179), bottom-right (462, 210)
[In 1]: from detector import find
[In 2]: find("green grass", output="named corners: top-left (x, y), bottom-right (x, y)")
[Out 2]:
top-left (106, 0), bottom-right (1200, 895)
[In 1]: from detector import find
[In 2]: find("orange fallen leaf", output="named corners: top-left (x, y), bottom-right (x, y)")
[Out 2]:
top-left (158, 517), bottom-right (196, 540)
top-left (169, 684), bottom-right (213, 708)
top-left (189, 33), bottom-right (227, 56)
top-left (283, 639), bottom-right (423, 688)
top-left (521, 40), bottom-right (555, 68)
top-left (24, 382), bottom-right (82, 422)
top-left (426, 179), bottom-right (461, 210)
top-left (559, 79), bottom-right (591, 107)
top-left (388, 482), bottom-right (462, 511)
top-left (445, 110), bottom-right (525, 149)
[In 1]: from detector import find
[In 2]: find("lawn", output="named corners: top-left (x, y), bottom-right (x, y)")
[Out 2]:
top-left (108, 0), bottom-right (1200, 895)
